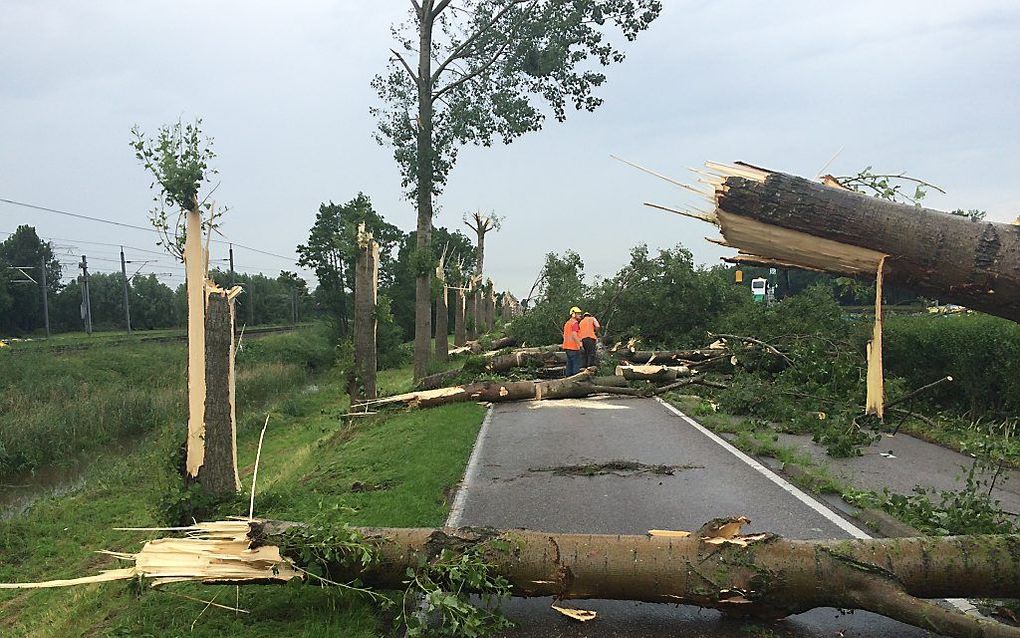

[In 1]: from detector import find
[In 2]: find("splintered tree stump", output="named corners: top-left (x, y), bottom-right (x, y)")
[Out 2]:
top-left (454, 287), bottom-right (467, 347)
top-left (354, 227), bottom-right (379, 400)
top-left (196, 291), bottom-right (241, 495)
top-left (435, 284), bottom-right (449, 362)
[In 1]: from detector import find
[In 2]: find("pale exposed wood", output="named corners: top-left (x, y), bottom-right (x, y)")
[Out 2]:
top-left (184, 208), bottom-right (206, 478)
top-left (716, 210), bottom-right (886, 276)
top-left (644, 201), bottom-right (716, 223)
top-left (866, 256), bottom-right (887, 419)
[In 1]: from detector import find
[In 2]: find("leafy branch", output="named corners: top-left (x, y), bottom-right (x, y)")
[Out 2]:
top-left (130, 118), bottom-right (225, 260)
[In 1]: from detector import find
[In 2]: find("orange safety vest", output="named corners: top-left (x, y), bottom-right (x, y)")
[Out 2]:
top-left (578, 316), bottom-right (599, 340)
top-left (562, 319), bottom-right (581, 350)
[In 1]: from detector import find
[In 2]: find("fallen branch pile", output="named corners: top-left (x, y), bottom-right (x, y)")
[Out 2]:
top-left (6, 517), bottom-right (1020, 638)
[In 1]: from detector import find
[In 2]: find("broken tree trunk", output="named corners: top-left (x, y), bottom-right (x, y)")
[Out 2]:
top-left (197, 286), bottom-right (242, 495)
top-left (435, 283), bottom-right (449, 363)
top-left (698, 163), bottom-right (1020, 323)
top-left (467, 288), bottom-right (479, 340)
top-left (484, 287), bottom-right (495, 332)
top-left (454, 287), bottom-right (467, 347)
top-left (13, 518), bottom-right (1020, 638)
top-left (183, 206), bottom-right (241, 496)
top-left (357, 370), bottom-right (623, 409)
top-left (354, 225), bottom-right (379, 400)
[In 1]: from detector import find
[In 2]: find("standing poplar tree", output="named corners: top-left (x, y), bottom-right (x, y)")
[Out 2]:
top-left (372, 0), bottom-right (662, 380)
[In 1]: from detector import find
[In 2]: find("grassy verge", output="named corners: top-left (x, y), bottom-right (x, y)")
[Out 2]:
top-left (0, 357), bottom-right (486, 637)
top-left (665, 394), bottom-right (849, 496)
top-left (0, 326), bottom-right (332, 479)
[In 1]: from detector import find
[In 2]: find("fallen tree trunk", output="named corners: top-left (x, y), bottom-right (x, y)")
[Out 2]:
top-left (447, 336), bottom-right (518, 356)
top-left (698, 162), bottom-right (1020, 323)
top-left (11, 518), bottom-right (1020, 638)
top-left (616, 348), bottom-right (724, 365)
top-left (360, 370), bottom-right (601, 409)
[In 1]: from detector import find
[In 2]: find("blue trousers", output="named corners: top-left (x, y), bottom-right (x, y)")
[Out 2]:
top-left (564, 349), bottom-right (582, 377)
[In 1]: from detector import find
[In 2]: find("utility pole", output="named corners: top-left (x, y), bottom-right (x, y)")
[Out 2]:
top-left (248, 284), bottom-right (254, 326)
top-left (291, 286), bottom-right (297, 325)
top-left (79, 255), bottom-right (93, 335)
top-left (228, 244), bottom-right (235, 287)
top-left (39, 257), bottom-right (50, 338)
top-left (120, 247), bottom-right (132, 334)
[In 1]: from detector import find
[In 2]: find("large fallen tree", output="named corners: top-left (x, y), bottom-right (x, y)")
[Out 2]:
top-left (646, 161), bottom-right (1020, 323)
top-left (6, 517), bottom-right (1020, 638)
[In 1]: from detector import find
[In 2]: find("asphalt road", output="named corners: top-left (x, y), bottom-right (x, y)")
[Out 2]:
top-left (451, 396), bottom-right (940, 638)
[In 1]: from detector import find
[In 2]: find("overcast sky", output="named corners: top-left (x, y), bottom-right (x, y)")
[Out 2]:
top-left (2, 1), bottom-right (1018, 295)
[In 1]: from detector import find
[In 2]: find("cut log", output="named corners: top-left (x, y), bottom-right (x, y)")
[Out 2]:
top-left (486, 349), bottom-right (564, 373)
top-left (616, 348), bottom-right (724, 365)
top-left (415, 368), bottom-right (463, 391)
top-left (615, 364), bottom-right (690, 382)
top-left (356, 371), bottom-right (612, 409)
top-left (11, 518), bottom-right (1020, 638)
top-left (699, 163), bottom-right (1020, 323)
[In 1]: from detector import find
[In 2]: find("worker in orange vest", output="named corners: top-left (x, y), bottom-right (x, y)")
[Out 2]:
top-left (562, 306), bottom-right (583, 377)
top-left (578, 312), bottom-right (601, 368)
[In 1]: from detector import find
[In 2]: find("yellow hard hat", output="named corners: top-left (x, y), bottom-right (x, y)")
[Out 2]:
top-left (570, 306), bottom-right (582, 314)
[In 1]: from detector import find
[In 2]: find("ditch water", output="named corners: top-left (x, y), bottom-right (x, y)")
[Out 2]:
top-left (0, 436), bottom-right (145, 521)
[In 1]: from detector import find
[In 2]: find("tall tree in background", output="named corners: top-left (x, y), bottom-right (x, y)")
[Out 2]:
top-left (0, 226), bottom-right (61, 335)
top-left (389, 226), bottom-right (475, 340)
top-left (373, 0), bottom-right (662, 379)
top-left (464, 210), bottom-right (502, 279)
top-left (296, 194), bottom-right (402, 334)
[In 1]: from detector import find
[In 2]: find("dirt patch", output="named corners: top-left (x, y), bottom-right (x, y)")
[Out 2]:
top-left (529, 460), bottom-right (702, 477)
top-left (350, 480), bottom-right (393, 493)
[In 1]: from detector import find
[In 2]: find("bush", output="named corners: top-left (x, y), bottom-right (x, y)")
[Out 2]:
top-left (884, 313), bottom-right (1020, 416)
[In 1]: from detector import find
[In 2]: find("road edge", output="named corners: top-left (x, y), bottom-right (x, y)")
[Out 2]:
top-left (446, 404), bottom-right (495, 527)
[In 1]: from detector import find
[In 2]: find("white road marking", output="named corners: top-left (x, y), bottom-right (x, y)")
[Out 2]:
top-left (446, 404), bottom-right (494, 528)
top-left (654, 397), bottom-right (869, 538)
top-left (655, 397), bottom-right (976, 615)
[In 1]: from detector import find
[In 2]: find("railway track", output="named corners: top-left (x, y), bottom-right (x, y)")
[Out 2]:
top-left (2, 324), bottom-right (309, 355)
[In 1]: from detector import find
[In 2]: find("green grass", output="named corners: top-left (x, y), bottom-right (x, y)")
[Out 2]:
top-left (666, 394), bottom-right (848, 495)
top-left (0, 327), bottom-right (332, 479)
top-left (0, 347), bottom-right (486, 637)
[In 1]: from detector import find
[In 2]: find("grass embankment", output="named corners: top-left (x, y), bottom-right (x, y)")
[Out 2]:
top-left (0, 331), bottom-right (486, 637)
top-left (0, 326), bottom-right (329, 479)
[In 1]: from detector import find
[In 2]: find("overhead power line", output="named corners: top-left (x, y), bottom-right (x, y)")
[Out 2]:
top-left (1, 197), bottom-right (304, 264)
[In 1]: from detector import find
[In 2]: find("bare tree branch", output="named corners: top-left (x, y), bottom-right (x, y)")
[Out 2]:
top-left (433, 37), bottom-right (512, 101)
top-left (431, 0), bottom-right (453, 17)
top-left (390, 49), bottom-right (420, 84)
top-left (430, 0), bottom-right (530, 84)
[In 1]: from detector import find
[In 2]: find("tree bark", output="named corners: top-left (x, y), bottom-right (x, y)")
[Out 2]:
top-left (358, 370), bottom-right (603, 409)
top-left (196, 289), bottom-right (241, 495)
top-left (615, 348), bottom-right (723, 365)
top-left (13, 519), bottom-right (1020, 637)
top-left (454, 287), bottom-right (467, 346)
top-left (412, 2), bottom-right (436, 382)
top-left (354, 227), bottom-right (379, 400)
top-left (467, 287), bottom-right (479, 340)
top-left (434, 283), bottom-right (448, 363)
top-left (264, 525), bottom-right (1020, 638)
top-left (484, 287), bottom-right (495, 332)
top-left (616, 364), bottom-right (690, 382)
top-left (708, 163), bottom-right (1020, 323)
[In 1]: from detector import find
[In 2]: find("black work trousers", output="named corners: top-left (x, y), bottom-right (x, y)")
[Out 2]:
top-left (581, 337), bottom-right (597, 368)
